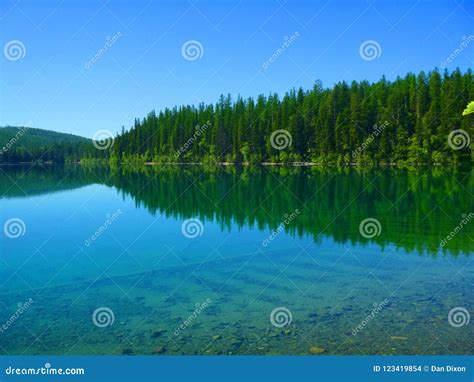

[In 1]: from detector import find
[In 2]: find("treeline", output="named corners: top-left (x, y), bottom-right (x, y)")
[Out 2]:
top-left (0, 126), bottom-right (104, 163)
top-left (111, 68), bottom-right (473, 166)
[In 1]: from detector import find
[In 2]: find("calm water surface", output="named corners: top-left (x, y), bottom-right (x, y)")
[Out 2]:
top-left (0, 165), bottom-right (473, 355)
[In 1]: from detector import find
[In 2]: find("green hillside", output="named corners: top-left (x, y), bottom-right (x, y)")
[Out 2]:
top-left (0, 126), bottom-right (102, 163)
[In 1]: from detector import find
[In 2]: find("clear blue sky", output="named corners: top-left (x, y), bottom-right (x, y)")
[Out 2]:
top-left (1, 0), bottom-right (473, 138)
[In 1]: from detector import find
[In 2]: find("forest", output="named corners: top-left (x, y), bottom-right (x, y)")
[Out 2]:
top-left (0, 126), bottom-right (100, 163)
top-left (109, 68), bottom-right (473, 166)
top-left (1, 69), bottom-right (472, 166)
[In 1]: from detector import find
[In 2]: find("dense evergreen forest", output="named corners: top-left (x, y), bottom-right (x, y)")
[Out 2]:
top-left (0, 127), bottom-right (101, 163)
top-left (110, 68), bottom-right (473, 166)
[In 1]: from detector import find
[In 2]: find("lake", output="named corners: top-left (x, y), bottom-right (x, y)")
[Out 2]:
top-left (0, 165), bottom-right (472, 355)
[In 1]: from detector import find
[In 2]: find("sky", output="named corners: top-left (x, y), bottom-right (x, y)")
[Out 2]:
top-left (1, 0), bottom-right (473, 138)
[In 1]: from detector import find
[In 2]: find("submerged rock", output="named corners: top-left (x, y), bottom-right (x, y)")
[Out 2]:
top-left (390, 336), bottom-right (408, 341)
top-left (151, 329), bottom-right (166, 338)
top-left (152, 346), bottom-right (166, 354)
top-left (309, 346), bottom-right (326, 354)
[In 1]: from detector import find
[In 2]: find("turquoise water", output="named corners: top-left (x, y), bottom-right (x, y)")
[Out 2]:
top-left (0, 165), bottom-right (473, 355)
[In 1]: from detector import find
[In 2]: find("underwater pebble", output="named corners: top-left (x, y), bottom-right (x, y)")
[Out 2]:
top-left (390, 336), bottom-right (408, 341)
top-left (152, 346), bottom-right (166, 354)
top-left (309, 346), bottom-right (326, 354)
top-left (151, 329), bottom-right (166, 338)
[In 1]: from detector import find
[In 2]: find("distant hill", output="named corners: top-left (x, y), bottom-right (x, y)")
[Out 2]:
top-left (0, 126), bottom-right (104, 163)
